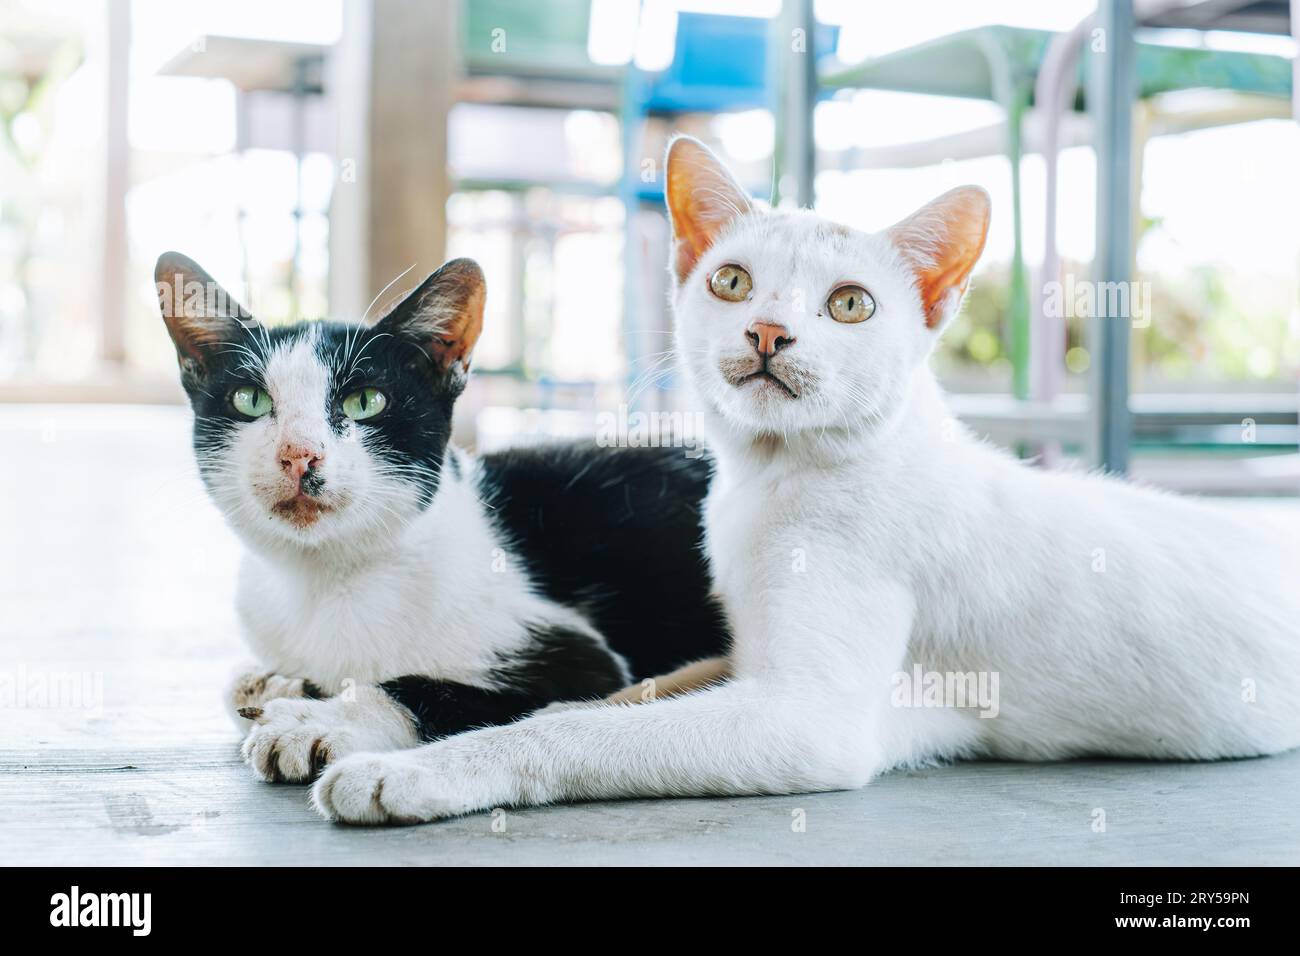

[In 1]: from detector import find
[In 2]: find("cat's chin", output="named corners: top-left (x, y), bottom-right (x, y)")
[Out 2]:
top-left (713, 396), bottom-right (799, 440)
top-left (271, 494), bottom-right (335, 528)
top-left (710, 373), bottom-right (805, 433)
top-left (245, 496), bottom-right (357, 550)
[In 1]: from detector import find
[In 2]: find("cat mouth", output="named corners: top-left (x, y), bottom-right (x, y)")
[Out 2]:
top-left (272, 494), bottom-right (335, 527)
top-left (736, 369), bottom-right (798, 399)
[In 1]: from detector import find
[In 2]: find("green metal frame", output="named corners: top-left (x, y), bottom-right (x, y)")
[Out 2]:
top-left (461, 0), bottom-right (597, 76)
top-left (820, 24), bottom-right (1293, 404)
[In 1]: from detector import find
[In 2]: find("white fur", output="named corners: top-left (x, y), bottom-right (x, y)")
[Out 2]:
top-left (308, 171), bottom-right (1300, 825)
top-left (243, 687), bottom-right (420, 782)
top-left (233, 448), bottom-right (600, 693)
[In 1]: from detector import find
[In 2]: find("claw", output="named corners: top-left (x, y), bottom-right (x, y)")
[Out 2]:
top-left (309, 737), bottom-right (330, 777)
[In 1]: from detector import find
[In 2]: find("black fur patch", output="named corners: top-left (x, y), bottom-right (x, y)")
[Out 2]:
top-left (381, 625), bottom-right (627, 741)
top-left (498, 623), bottom-right (629, 701)
top-left (477, 443), bottom-right (731, 680)
top-left (313, 322), bottom-right (456, 506)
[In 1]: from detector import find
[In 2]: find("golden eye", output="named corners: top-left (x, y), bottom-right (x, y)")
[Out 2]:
top-left (827, 285), bottom-right (875, 323)
top-left (708, 264), bottom-right (753, 302)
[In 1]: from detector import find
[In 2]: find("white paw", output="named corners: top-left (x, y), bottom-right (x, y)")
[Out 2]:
top-left (240, 689), bottom-right (418, 784)
top-left (311, 750), bottom-right (490, 825)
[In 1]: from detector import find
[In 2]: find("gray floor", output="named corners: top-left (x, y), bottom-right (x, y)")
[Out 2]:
top-left (3, 405), bottom-right (1298, 866)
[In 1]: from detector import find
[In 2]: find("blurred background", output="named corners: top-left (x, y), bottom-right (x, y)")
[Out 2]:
top-left (1, 0), bottom-right (1297, 492)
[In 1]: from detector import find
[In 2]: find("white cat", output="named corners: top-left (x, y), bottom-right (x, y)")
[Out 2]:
top-left (308, 136), bottom-right (1300, 824)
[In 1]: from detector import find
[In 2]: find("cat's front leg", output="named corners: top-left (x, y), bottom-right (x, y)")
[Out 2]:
top-left (311, 578), bottom-right (916, 824)
top-left (311, 678), bottom-right (879, 824)
top-left (242, 685), bottom-right (420, 783)
top-left (239, 673), bottom-right (572, 783)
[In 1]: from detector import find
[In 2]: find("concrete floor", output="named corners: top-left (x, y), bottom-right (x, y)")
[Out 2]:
top-left (4, 405), bottom-right (1298, 866)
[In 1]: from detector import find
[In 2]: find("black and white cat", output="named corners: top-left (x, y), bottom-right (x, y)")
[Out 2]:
top-left (155, 252), bottom-right (728, 783)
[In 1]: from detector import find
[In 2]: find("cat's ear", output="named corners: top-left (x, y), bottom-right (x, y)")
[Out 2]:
top-left (154, 251), bottom-right (258, 376)
top-left (665, 136), bottom-right (754, 284)
top-left (887, 186), bottom-right (990, 330)
top-left (376, 258), bottom-right (485, 375)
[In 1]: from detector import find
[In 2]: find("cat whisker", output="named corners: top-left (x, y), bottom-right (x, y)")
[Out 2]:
top-left (362, 263), bottom-right (417, 325)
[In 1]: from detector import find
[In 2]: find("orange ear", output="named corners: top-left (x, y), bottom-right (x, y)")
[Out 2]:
top-left (887, 187), bottom-right (990, 329)
top-left (376, 258), bottom-right (486, 374)
top-left (664, 136), bottom-right (754, 284)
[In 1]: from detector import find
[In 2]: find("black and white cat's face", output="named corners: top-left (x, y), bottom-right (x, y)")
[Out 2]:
top-left (155, 253), bottom-right (485, 551)
top-left (664, 137), bottom-right (990, 436)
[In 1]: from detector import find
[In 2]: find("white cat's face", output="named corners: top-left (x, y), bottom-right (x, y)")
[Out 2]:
top-left (665, 137), bottom-right (989, 438)
top-left (673, 210), bottom-right (929, 434)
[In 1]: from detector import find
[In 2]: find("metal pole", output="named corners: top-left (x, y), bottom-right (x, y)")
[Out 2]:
top-left (1006, 87), bottom-right (1029, 402)
top-left (1088, 0), bottom-right (1136, 473)
top-left (290, 57), bottom-right (308, 320)
top-left (619, 65), bottom-right (645, 407)
top-left (773, 0), bottom-right (816, 208)
top-left (99, 0), bottom-right (130, 364)
top-left (977, 33), bottom-right (1030, 405)
top-left (1033, 12), bottom-right (1097, 408)
top-left (1292, 0), bottom-right (1300, 124)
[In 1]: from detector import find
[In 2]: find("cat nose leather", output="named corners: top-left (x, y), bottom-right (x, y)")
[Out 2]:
top-left (746, 321), bottom-right (794, 358)
top-left (279, 443), bottom-right (324, 480)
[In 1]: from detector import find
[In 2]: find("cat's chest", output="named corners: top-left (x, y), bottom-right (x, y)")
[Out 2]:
top-left (703, 462), bottom-right (888, 595)
top-left (238, 567), bottom-right (400, 678)
top-left (233, 552), bottom-right (518, 690)
top-left (704, 470), bottom-right (809, 583)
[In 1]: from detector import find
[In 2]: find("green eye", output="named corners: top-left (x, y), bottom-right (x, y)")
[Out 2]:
top-left (231, 386), bottom-right (273, 418)
top-left (342, 387), bottom-right (387, 421)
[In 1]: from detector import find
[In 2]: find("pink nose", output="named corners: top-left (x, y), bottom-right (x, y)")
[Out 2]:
top-left (746, 321), bottom-right (794, 358)
top-left (279, 443), bottom-right (324, 480)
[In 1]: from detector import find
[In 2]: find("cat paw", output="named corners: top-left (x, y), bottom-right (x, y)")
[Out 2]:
top-left (311, 750), bottom-right (486, 825)
top-left (241, 689), bottom-right (419, 784)
top-left (227, 668), bottom-right (317, 729)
